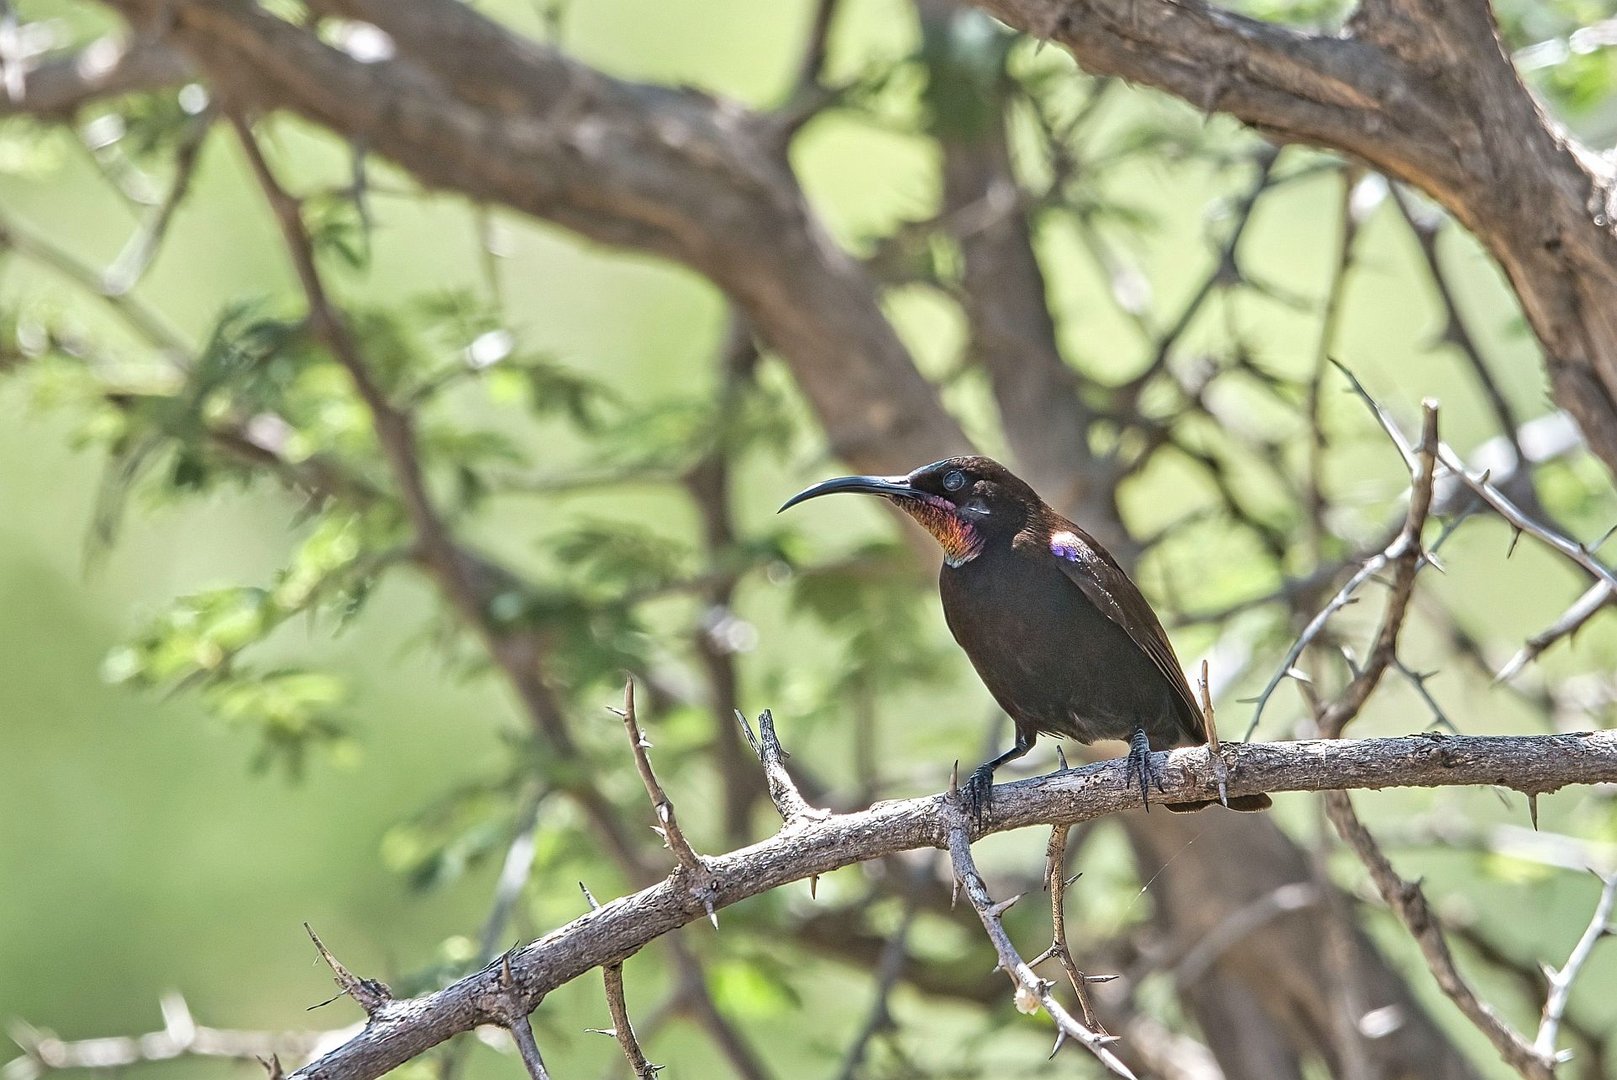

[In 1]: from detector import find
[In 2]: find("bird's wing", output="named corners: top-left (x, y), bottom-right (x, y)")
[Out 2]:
top-left (1047, 525), bottom-right (1205, 743)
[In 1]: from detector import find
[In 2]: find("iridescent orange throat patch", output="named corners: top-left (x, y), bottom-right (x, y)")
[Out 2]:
top-left (894, 495), bottom-right (983, 567)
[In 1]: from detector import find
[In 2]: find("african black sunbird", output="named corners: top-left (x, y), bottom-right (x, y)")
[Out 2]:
top-left (781, 455), bottom-right (1272, 820)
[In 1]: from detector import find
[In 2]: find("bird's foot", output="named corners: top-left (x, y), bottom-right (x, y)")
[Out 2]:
top-left (961, 763), bottom-right (996, 826)
top-left (1123, 728), bottom-right (1167, 811)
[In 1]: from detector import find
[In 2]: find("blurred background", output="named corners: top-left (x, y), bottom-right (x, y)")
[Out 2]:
top-left (3, 1), bottom-right (1617, 1077)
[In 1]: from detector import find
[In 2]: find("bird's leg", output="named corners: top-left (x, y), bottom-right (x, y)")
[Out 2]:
top-left (962, 730), bottom-right (1033, 826)
top-left (1123, 726), bottom-right (1167, 811)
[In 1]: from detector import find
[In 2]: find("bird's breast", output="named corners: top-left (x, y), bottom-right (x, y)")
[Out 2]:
top-left (939, 552), bottom-right (1181, 743)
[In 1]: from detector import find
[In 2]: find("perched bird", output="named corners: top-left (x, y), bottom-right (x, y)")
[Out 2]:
top-left (781, 455), bottom-right (1271, 819)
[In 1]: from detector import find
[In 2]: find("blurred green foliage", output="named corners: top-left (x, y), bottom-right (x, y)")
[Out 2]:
top-left (3, 1), bottom-right (1617, 1078)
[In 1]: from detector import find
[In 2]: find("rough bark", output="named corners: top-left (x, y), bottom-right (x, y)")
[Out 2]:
top-left (284, 729), bottom-right (1617, 1080)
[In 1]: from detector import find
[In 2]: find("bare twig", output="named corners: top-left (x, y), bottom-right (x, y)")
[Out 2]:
top-left (1243, 543), bottom-right (1394, 738)
top-left (303, 924), bottom-right (391, 1016)
top-left (1323, 792), bottom-right (1554, 1079)
top-left (1534, 871), bottom-right (1617, 1061)
top-left (1450, 921), bottom-right (1613, 1079)
top-left (506, 1016), bottom-right (550, 1080)
top-left (615, 679), bottom-right (699, 872)
top-left (600, 964), bottom-right (660, 1080)
top-left (1196, 659), bottom-right (1231, 807)
top-left (738, 709), bottom-right (828, 829)
top-left (1435, 443), bottom-right (1617, 596)
top-left (1028, 825), bottom-right (1115, 1029)
top-left (943, 787), bottom-right (1134, 1077)
top-left (2, 995), bottom-right (342, 1080)
top-left (580, 887), bottom-right (662, 1080)
top-left (613, 678), bottom-right (717, 926)
top-left (1319, 401), bottom-right (1441, 736)
top-left (1247, 374), bottom-right (1443, 739)
top-left (1497, 581), bottom-right (1614, 684)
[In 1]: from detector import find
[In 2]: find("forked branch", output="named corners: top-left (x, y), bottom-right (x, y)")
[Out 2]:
top-left (944, 780), bottom-right (1133, 1077)
top-left (270, 729), bottom-right (1617, 1080)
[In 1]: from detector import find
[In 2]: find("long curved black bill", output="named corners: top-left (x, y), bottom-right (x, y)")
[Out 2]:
top-left (778, 475), bottom-right (917, 513)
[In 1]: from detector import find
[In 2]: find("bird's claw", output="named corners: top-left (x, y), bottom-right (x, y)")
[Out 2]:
top-left (961, 764), bottom-right (996, 826)
top-left (1124, 729), bottom-right (1166, 811)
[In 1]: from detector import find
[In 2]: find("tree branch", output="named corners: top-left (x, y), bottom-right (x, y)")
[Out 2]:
top-left (612, 679), bottom-right (718, 926)
top-left (2, 994), bottom-right (343, 1080)
top-left (738, 709), bottom-right (827, 830)
top-left (1535, 871), bottom-right (1617, 1062)
top-left (0, 33), bottom-right (191, 118)
top-left (281, 730), bottom-right (1617, 1080)
top-left (964, 0), bottom-right (1617, 483)
top-left (943, 790), bottom-right (1133, 1077)
top-left (103, 0), bottom-right (971, 473)
top-left (1324, 791), bottom-right (1553, 1079)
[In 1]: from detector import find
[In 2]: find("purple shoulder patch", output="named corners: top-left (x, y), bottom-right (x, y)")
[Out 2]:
top-left (1049, 530), bottom-right (1085, 561)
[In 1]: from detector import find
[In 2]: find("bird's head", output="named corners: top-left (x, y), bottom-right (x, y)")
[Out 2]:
top-left (779, 456), bottom-right (1041, 566)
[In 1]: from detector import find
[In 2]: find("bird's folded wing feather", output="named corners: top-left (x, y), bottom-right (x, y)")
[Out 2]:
top-left (1048, 526), bottom-right (1206, 740)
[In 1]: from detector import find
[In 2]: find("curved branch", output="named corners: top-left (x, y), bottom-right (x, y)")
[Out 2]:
top-left (1, 34), bottom-right (191, 118)
top-left (285, 730), bottom-right (1617, 1080)
top-left (966, 0), bottom-right (1617, 481)
top-left (98, 0), bottom-right (970, 471)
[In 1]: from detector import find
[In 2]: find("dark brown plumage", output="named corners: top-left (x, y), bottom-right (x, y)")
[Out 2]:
top-left (781, 455), bottom-right (1271, 819)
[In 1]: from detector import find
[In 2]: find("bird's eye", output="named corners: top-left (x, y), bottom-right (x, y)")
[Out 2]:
top-left (943, 470), bottom-right (967, 492)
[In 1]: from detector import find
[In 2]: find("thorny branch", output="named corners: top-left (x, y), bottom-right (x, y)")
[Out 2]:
top-left (1027, 822), bottom-right (1113, 1029)
top-left (738, 709), bottom-right (828, 830)
top-left (1448, 920), bottom-right (1613, 1080)
top-left (1318, 400), bottom-right (1442, 737)
top-left (1534, 872), bottom-right (1617, 1062)
top-left (1324, 792), bottom-right (1554, 1080)
top-left (1300, 382), bottom-right (1604, 1079)
top-left (9, 2), bottom-right (1617, 1077)
top-left (942, 776), bottom-right (1134, 1078)
top-left (1437, 443), bottom-right (1617, 596)
top-left (599, 963), bottom-right (659, 1080)
top-left (304, 924), bottom-right (390, 1017)
top-left (580, 882), bottom-right (663, 1080)
top-left (1246, 385), bottom-right (1442, 739)
top-left (613, 679), bottom-right (717, 927)
top-left (257, 729), bottom-right (1617, 1080)
top-left (1496, 581), bottom-right (1614, 684)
